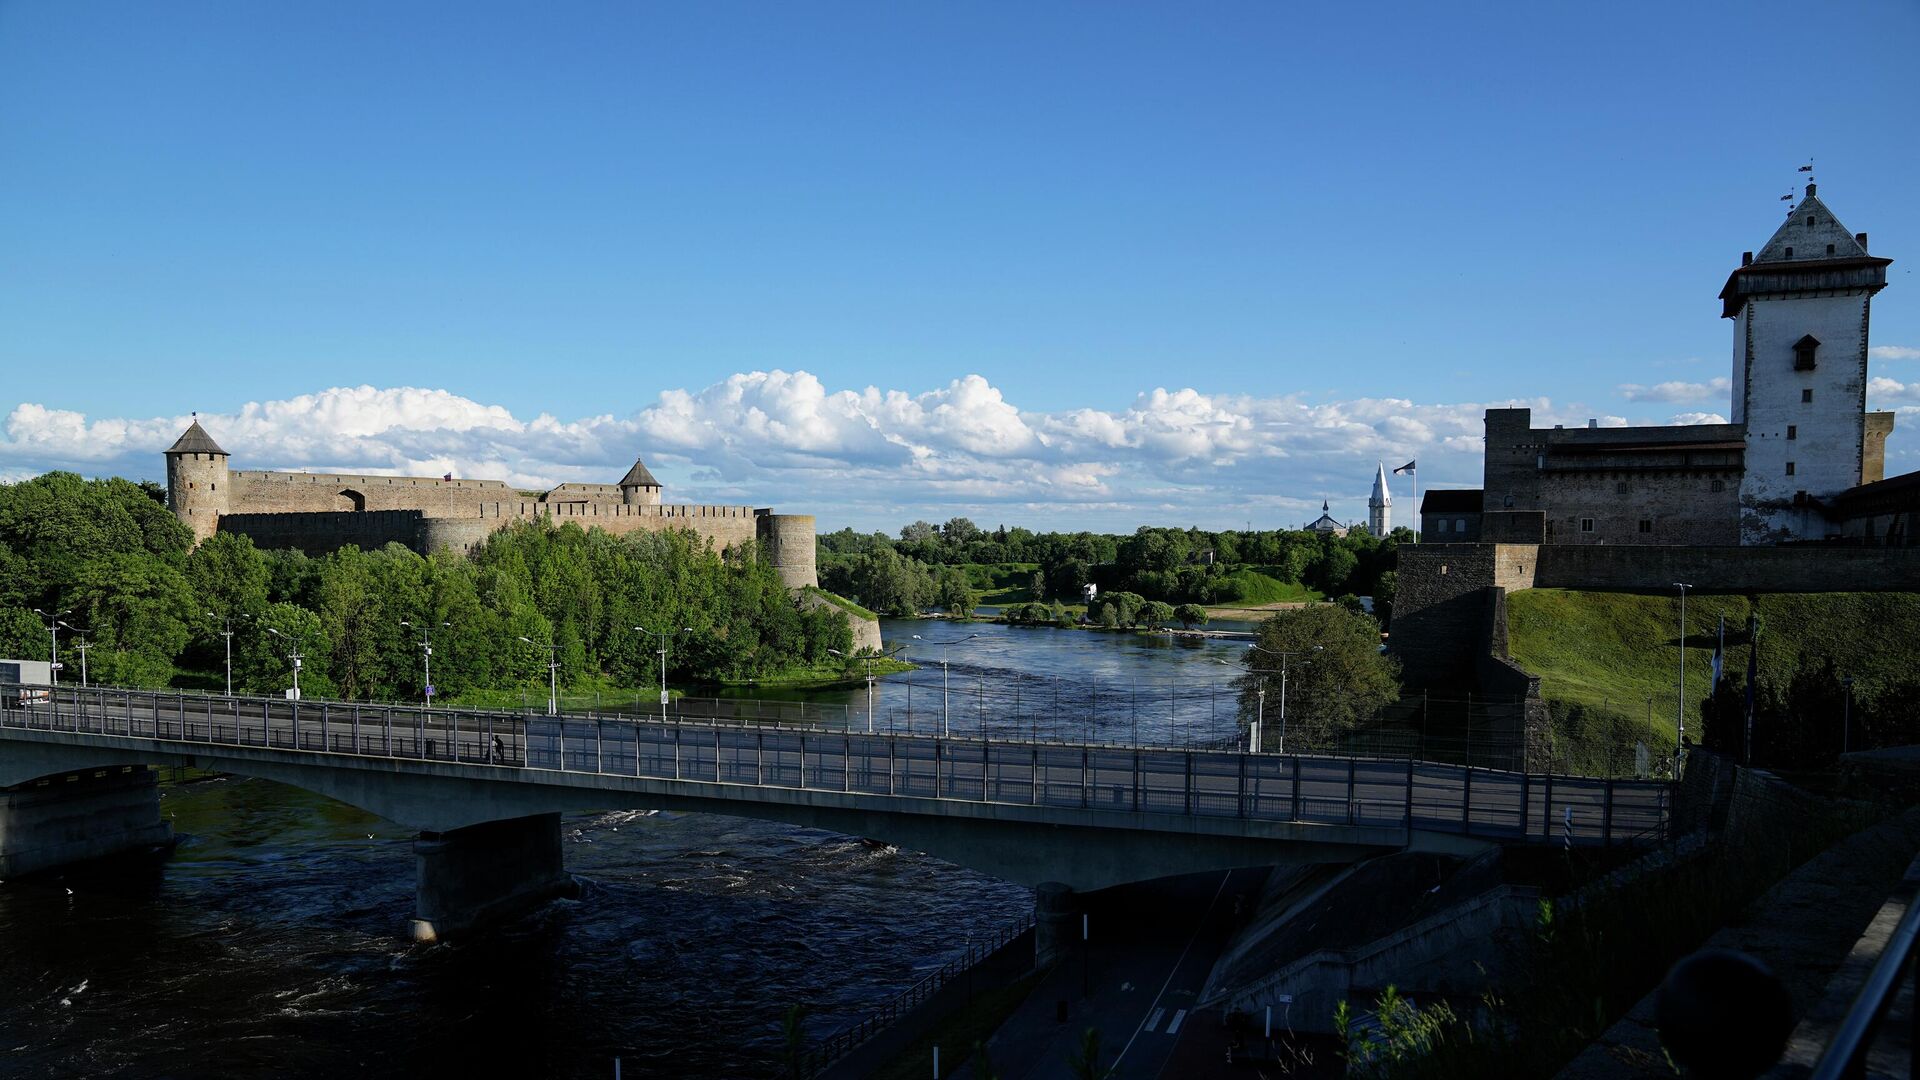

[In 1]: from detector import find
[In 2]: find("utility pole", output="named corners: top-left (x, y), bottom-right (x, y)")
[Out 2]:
top-left (1251, 644), bottom-right (1322, 754)
top-left (402, 620), bottom-right (450, 706)
top-left (266, 627), bottom-right (304, 699)
top-left (67, 627), bottom-right (92, 688)
top-left (518, 636), bottom-right (561, 715)
top-left (209, 612), bottom-right (238, 696)
top-left (1673, 583), bottom-right (1692, 745)
top-left (635, 626), bottom-right (693, 722)
top-left (831, 646), bottom-right (909, 734)
top-left (910, 634), bottom-right (978, 738)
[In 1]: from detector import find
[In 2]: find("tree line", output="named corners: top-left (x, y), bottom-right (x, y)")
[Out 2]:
top-left (0, 472), bottom-right (852, 701)
top-left (816, 518), bottom-right (1405, 616)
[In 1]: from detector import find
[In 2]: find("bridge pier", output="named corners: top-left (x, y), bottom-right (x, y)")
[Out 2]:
top-left (409, 812), bottom-right (577, 942)
top-left (0, 766), bottom-right (174, 877)
top-left (1034, 881), bottom-right (1079, 969)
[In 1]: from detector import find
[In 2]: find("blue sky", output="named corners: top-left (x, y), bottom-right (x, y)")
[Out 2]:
top-left (2, 1), bottom-right (1917, 532)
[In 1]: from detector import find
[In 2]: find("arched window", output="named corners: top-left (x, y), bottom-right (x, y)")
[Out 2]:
top-left (338, 488), bottom-right (367, 512)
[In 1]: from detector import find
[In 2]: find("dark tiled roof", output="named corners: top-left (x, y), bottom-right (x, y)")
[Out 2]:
top-left (165, 420), bottom-right (227, 456)
top-left (619, 459), bottom-right (661, 488)
top-left (1421, 489), bottom-right (1482, 513)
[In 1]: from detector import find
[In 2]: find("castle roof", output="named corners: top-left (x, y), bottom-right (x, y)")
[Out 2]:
top-left (619, 458), bottom-right (661, 488)
top-left (165, 420), bottom-right (227, 456)
top-left (1751, 189), bottom-right (1868, 265)
top-left (1720, 184), bottom-right (1891, 317)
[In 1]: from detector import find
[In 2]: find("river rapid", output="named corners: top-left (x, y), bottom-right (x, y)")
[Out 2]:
top-left (0, 619), bottom-right (1256, 1078)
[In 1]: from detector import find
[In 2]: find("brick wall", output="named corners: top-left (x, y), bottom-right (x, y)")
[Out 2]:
top-left (220, 510), bottom-right (427, 554)
top-left (1531, 544), bottom-right (1920, 591)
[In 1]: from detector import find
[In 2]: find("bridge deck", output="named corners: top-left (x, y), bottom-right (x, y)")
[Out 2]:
top-left (1, 686), bottom-right (1669, 848)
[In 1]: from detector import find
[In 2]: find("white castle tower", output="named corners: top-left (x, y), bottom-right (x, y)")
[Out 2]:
top-left (1368, 462), bottom-right (1391, 537)
top-left (1721, 182), bottom-right (1891, 543)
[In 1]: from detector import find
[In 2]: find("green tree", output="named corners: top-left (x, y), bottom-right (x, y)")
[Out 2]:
top-left (1174, 603), bottom-right (1208, 630)
top-left (1241, 605), bottom-right (1399, 752)
top-left (936, 566), bottom-right (980, 619)
top-left (1140, 600), bottom-right (1175, 630)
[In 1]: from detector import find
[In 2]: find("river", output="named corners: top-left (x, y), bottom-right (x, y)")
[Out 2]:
top-left (0, 618), bottom-right (1259, 1078)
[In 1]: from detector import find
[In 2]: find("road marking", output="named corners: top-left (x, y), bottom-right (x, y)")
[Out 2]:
top-left (1166, 1009), bottom-right (1187, 1035)
top-left (1114, 870), bottom-right (1234, 1068)
top-left (1145, 1008), bottom-right (1164, 1032)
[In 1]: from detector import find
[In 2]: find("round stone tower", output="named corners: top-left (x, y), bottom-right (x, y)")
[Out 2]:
top-left (618, 458), bottom-right (663, 506)
top-left (164, 418), bottom-right (230, 545)
top-left (755, 513), bottom-right (819, 589)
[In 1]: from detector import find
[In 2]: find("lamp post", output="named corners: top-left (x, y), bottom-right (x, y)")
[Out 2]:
top-left (635, 626), bottom-right (693, 722)
top-left (517, 636), bottom-right (560, 715)
top-left (830, 645), bottom-right (908, 734)
top-left (1250, 644), bottom-right (1322, 754)
top-left (401, 621), bottom-right (450, 706)
top-left (208, 612), bottom-right (238, 696)
top-left (31, 608), bottom-right (69, 685)
top-left (63, 625), bottom-right (92, 688)
top-left (910, 634), bottom-right (979, 737)
top-left (1254, 688), bottom-right (1265, 753)
top-left (1842, 675), bottom-right (1855, 754)
top-left (265, 627), bottom-right (304, 700)
top-left (1673, 583), bottom-right (1692, 746)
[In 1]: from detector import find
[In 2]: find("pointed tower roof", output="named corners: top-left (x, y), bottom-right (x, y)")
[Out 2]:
top-left (1721, 183), bottom-right (1891, 317)
top-left (1752, 188), bottom-right (1870, 264)
top-left (165, 419), bottom-right (227, 456)
top-left (618, 458), bottom-right (661, 488)
top-left (1370, 462), bottom-right (1391, 506)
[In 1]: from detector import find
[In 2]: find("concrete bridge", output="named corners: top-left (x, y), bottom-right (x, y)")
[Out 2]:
top-left (0, 684), bottom-right (1670, 943)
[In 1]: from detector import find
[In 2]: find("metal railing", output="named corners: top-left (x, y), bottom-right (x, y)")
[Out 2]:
top-left (1809, 874), bottom-right (1920, 1079)
top-left (804, 911), bottom-right (1035, 1075)
top-left (0, 684), bottom-right (1672, 847)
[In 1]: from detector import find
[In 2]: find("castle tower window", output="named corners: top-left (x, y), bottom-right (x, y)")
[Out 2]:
top-left (1639, 519), bottom-right (1652, 534)
top-left (1580, 518), bottom-right (1595, 533)
top-left (1787, 425), bottom-right (1797, 440)
top-left (1784, 246), bottom-right (1794, 257)
top-left (1793, 335), bottom-right (1820, 371)
top-left (1785, 461), bottom-right (1796, 476)
top-left (1711, 479), bottom-right (1725, 493)
top-left (1615, 482), bottom-right (1628, 495)
top-left (1803, 389), bottom-right (1814, 403)
top-left (1827, 244), bottom-right (1836, 256)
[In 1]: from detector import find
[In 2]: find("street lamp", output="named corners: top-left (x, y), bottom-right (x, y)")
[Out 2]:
top-left (1842, 675), bottom-right (1855, 754)
top-left (1250, 644), bottom-right (1322, 754)
top-left (634, 625), bottom-right (693, 722)
top-left (264, 627), bottom-right (304, 700)
top-left (31, 608), bottom-right (69, 686)
top-left (62, 624), bottom-right (92, 688)
top-left (830, 645), bottom-right (908, 734)
top-left (910, 633), bottom-right (979, 737)
top-left (1673, 583), bottom-right (1692, 747)
top-left (208, 612), bottom-right (238, 696)
top-left (401, 620), bottom-right (450, 706)
top-left (518, 636), bottom-right (560, 716)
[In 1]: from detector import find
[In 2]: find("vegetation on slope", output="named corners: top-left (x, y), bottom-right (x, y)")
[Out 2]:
top-left (1508, 588), bottom-right (1920, 761)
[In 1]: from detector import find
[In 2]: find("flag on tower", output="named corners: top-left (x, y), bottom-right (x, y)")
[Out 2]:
top-left (1393, 460), bottom-right (1416, 475)
top-left (1798, 164), bottom-right (1814, 172)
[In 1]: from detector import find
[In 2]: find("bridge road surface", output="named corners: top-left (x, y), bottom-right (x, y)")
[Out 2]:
top-left (978, 869), bottom-right (1272, 1080)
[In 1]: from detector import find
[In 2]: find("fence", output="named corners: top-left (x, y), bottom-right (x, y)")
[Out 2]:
top-left (1, 684), bottom-right (1672, 850)
top-left (803, 911), bottom-right (1035, 1076)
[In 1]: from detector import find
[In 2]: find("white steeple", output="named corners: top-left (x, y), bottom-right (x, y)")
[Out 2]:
top-left (1368, 462), bottom-right (1391, 537)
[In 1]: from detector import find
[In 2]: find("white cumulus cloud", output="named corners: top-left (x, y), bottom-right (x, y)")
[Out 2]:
top-left (1617, 377), bottom-right (1731, 404)
top-left (1871, 345), bottom-right (1920, 361)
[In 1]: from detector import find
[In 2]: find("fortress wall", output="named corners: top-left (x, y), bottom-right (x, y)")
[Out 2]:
top-left (1390, 545), bottom-right (1536, 688)
top-left (470, 502), bottom-right (762, 552)
top-left (756, 514), bottom-right (820, 589)
top-left (219, 510), bottom-right (426, 555)
top-left (228, 471), bottom-right (509, 516)
top-left (1532, 544), bottom-right (1920, 592)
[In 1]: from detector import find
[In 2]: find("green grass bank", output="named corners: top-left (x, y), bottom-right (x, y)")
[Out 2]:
top-left (1507, 588), bottom-right (1920, 743)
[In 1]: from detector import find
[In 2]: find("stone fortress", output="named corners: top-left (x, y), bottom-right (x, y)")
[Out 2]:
top-left (1420, 182), bottom-right (1909, 549)
top-left (162, 423), bottom-right (819, 589)
top-left (1394, 180), bottom-right (1920, 708)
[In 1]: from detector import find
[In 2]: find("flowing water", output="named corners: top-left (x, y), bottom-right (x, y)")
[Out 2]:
top-left (0, 620), bottom-right (1257, 1078)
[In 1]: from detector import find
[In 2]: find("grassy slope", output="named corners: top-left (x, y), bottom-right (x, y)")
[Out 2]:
top-left (802, 585), bottom-right (880, 622)
top-left (1217, 566), bottom-right (1322, 606)
top-left (1507, 589), bottom-right (1920, 738)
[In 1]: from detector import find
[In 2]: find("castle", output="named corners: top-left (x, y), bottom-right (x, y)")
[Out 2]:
top-left (162, 423), bottom-right (819, 588)
top-left (1423, 183), bottom-right (1911, 548)
top-left (1393, 181), bottom-right (1920, 709)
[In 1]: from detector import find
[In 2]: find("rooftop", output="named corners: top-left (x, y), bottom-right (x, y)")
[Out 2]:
top-left (164, 420), bottom-right (227, 457)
